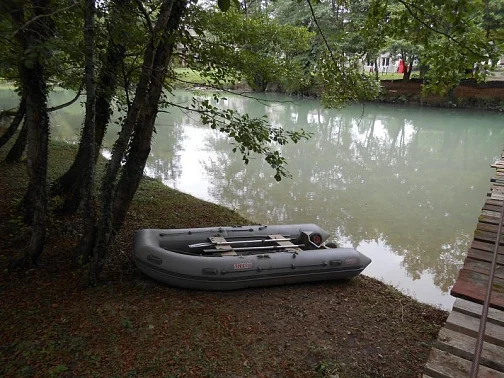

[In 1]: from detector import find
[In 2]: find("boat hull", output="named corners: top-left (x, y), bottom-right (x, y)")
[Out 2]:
top-left (133, 225), bottom-right (371, 290)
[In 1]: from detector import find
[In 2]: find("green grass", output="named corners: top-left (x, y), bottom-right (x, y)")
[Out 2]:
top-left (378, 73), bottom-right (405, 80)
top-left (173, 68), bottom-right (208, 86)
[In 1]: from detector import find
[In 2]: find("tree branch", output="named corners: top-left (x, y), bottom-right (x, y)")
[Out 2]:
top-left (396, 0), bottom-right (487, 59)
top-left (0, 81), bottom-right (84, 118)
top-left (305, 0), bottom-right (337, 63)
top-left (165, 77), bottom-right (299, 105)
top-left (133, 0), bottom-right (154, 34)
top-left (12, 3), bottom-right (79, 37)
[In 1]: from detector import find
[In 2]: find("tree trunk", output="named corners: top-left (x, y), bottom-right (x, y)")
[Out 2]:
top-left (102, 0), bottom-right (175, 198)
top-left (10, 0), bottom-right (54, 267)
top-left (21, 56), bottom-right (50, 265)
top-left (87, 0), bottom-right (187, 284)
top-left (60, 0), bottom-right (96, 216)
top-left (112, 0), bottom-right (186, 233)
top-left (75, 0), bottom-right (97, 264)
top-left (374, 60), bottom-right (379, 80)
top-left (5, 118), bottom-right (28, 164)
top-left (0, 94), bottom-right (26, 151)
top-left (91, 0), bottom-right (176, 270)
top-left (50, 0), bottom-right (128, 203)
top-left (403, 56), bottom-right (414, 81)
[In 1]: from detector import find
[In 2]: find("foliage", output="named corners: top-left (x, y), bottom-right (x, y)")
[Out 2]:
top-left (192, 95), bottom-right (312, 180)
top-left (180, 7), bottom-right (315, 92)
top-left (317, 51), bottom-right (381, 107)
top-left (366, 0), bottom-right (502, 91)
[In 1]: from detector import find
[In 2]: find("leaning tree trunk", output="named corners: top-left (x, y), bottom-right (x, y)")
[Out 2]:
top-left (10, 0), bottom-right (54, 267)
top-left (90, 0), bottom-right (176, 262)
top-left (0, 94), bottom-right (26, 151)
top-left (50, 0), bottom-right (129, 204)
top-left (86, 0), bottom-right (187, 284)
top-left (5, 118), bottom-right (27, 164)
top-left (111, 0), bottom-right (186, 233)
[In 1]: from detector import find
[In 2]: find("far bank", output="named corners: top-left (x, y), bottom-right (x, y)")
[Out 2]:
top-left (172, 68), bottom-right (504, 112)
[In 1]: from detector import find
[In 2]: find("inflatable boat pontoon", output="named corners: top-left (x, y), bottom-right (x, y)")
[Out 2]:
top-left (133, 224), bottom-right (371, 290)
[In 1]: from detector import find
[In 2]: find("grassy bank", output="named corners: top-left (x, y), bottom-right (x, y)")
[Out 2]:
top-left (0, 139), bottom-right (447, 378)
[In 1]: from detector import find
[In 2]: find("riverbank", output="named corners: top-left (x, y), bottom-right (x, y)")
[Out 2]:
top-left (172, 68), bottom-right (504, 111)
top-left (378, 79), bottom-right (504, 111)
top-left (0, 138), bottom-right (448, 377)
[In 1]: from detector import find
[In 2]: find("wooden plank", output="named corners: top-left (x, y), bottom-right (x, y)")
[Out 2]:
top-left (453, 298), bottom-right (504, 327)
top-left (474, 230), bottom-right (504, 245)
top-left (468, 249), bottom-right (504, 266)
top-left (491, 185), bottom-right (504, 192)
top-left (480, 214), bottom-right (502, 225)
top-left (483, 204), bottom-right (503, 213)
top-left (471, 241), bottom-right (504, 254)
top-left (209, 236), bottom-right (237, 256)
top-left (486, 199), bottom-right (504, 207)
top-left (491, 193), bottom-right (504, 201)
top-left (445, 310), bottom-right (504, 347)
top-left (436, 328), bottom-right (504, 372)
top-left (451, 269), bottom-right (504, 311)
top-left (482, 210), bottom-right (502, 218)
top-left (424, 348), bottom-right (504, 378)
top-left (463, 258), bottom-right (504, 280)
top-left (268, 234), bottom-right (302, 252)
top-left (476, 222), bottom-right (501, 234)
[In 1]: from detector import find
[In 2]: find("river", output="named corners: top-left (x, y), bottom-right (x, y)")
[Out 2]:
top-left (2, 88), bottom-right (504, 309)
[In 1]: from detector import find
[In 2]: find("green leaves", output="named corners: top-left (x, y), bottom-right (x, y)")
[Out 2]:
top-left (191, 96), bottom-right (312, 181)
top-left (365, 0), bottom-right (502, 91)
top-left (184, 8), bottom-right (315, 93)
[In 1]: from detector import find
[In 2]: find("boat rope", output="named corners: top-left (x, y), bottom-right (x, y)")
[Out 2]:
top-left (469, 188), bottom-right (504, 377)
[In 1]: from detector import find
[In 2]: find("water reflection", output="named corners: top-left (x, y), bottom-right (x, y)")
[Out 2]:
top-left (200, 94), bottom-right (504, 308)
top-left (2, 88), bottom-right (504, 308)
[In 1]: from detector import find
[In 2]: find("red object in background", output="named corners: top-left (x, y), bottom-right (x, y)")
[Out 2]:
top-left (398, 59), bottom-right (404, 73)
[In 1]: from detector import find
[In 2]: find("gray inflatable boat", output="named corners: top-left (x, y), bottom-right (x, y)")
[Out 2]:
top-left (133, 224), bottom-right (371, 290)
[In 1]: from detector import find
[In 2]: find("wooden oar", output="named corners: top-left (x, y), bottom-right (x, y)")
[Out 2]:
top-left (189, 237), bottom-right (294, 249)
top-left (202, 244), bottom-right (305, 253)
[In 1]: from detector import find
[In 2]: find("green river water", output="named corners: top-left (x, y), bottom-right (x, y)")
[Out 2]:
top-left (2, 88), bottom-right (504, 309)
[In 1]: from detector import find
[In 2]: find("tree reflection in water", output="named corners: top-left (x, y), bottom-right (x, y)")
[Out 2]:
top-left (200, 93), bottom-right (504, 296)
top-left (3, 87), bottom-right (504, 306)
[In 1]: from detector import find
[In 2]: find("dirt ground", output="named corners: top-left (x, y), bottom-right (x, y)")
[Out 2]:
top-left (0, 141), bottom-right (448, 378)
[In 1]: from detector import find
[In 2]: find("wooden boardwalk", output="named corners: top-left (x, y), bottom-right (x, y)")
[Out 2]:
top-left (423, 156), bottom-right (504, 378)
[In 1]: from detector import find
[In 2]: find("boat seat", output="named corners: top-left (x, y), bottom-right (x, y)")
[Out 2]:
top-left (209, 236), bottom-right (237, 256)
top-left (268, 234), bottom-right (302, 252)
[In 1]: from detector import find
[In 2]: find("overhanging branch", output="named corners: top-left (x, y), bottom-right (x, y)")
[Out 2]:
top-left (396, 0), bottom-right (486, 59)
top-left (0, 81), bottom-right (84, 118)
top-left (12, 3), bottom-right (79, 37)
